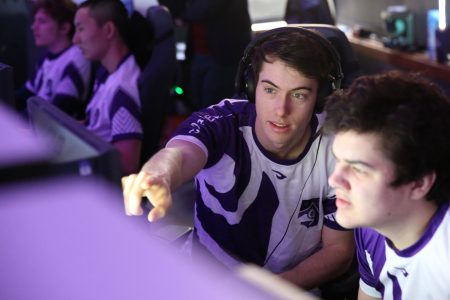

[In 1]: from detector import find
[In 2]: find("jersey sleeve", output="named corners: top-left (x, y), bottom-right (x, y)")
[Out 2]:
top-left (355, 228), bottom-right (382, 298)
top-left (25, 54), bottom-right (46, 94)
top-left (169, 99), bottom-right (245, 165)
top-left (109, 88), bottom-right (143, 142)
top-left (359, 278), bottom-right (382, 299)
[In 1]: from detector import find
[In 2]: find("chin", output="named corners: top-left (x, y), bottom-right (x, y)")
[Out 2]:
top-left (336, 210), bottom-right (356, 229)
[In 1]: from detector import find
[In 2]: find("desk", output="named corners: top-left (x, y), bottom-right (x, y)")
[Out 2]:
top-left (348, 36), bottom-right (450, 84)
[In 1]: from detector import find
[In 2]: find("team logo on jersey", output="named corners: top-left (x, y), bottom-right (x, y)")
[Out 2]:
top-left (394, 267), bottom-right (409, 277)
top-left (272, 169), bottom-right (286, 180)
top-left (298, 198), bottom-right (319, 228)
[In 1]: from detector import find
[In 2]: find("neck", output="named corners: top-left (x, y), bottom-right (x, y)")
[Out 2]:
top-left (381, 200), bottom-right (438, 250)
top-left (101, 41), bottom-right (130, 73)
top-left (48, 38), bottom-right (71, 54)
top-left (286, 124), bottom-right (312, 160)
top-left (274, 124), bottom-right (312, 160)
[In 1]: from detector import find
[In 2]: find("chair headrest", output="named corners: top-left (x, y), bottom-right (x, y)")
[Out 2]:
top-left (146, 5), bottom-right (174, 41)
top-left (293, 24), bottom-right (361, 87)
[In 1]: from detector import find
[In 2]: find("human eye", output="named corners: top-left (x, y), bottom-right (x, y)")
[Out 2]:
top-left (264, 86), bottom-right (276, 95)
top-left (351, 165), bottom-right (367, 175)
top-left (292, 91), bottom-right (307, 101)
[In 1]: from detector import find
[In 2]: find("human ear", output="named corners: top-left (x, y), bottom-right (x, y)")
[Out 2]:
top-left (103, 21), bottom-right (116, 40)
top-left (410, 172), bottom-right (436, 201)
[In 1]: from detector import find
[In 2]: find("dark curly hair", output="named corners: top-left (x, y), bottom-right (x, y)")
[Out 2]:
top-left (323, 71), bottom-right (450, 204)
top-left (251, 29), bottom-right (335, 90)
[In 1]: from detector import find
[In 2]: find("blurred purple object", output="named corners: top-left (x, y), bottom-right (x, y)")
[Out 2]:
top-left (0, 103), bottom-right (52, 169)
top-left (0, 177), bottom-right (278, 300)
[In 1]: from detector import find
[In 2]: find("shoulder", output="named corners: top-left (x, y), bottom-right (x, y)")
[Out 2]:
top-left (355, 227), bottom-right (385, 250)
top-left (111, 55), bottom-right (141, 86)
top-left (170, 99), bottom-right (253, 150)
top-left (191, 99), bottom-right (254, 126)
top-left (65, 45), bottom-right (85, 58)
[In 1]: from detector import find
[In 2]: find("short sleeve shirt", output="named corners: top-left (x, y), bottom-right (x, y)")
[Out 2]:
top-left (170, 99), bottom-right (341, 273)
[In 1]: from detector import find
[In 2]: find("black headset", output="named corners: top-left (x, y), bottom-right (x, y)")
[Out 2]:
top-left (234, 25), bottom-right (344, 113)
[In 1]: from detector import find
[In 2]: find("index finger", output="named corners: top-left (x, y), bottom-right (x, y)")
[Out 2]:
top-left (122, 172), bottom-right (148, 215)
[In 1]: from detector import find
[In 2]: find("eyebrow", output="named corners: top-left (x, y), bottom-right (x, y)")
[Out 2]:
top-left (260, 79), bottom-right (312, 91)
top-left (331, 149), bottom-right (376, 169)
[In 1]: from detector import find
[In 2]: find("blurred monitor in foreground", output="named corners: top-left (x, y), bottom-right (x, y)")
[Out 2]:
top-left (0, 101), bottom-right (52, 182)
top-left (0, 62), bottom-right (14, 108)
top-left (27, 96), bottom-right (122, 186)
top-left (0, 176), bottom-right (317, 300)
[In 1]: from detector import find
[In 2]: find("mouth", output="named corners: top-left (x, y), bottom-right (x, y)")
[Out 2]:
top-left (336, 196), bottom-right (351, 208)
top-left (268, 121), bottom-right (289, 132)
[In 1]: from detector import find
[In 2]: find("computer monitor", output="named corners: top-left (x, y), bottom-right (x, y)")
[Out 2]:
top-left (0, 176), bottom-right (318, 300)
top-left (27, 96), bottom-right (122, 186)
top-left (0, 62), bottom-right (14, 108)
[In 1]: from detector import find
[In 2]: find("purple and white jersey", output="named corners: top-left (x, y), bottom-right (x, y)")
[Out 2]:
top-left (26, 45), bottom-right (91, 103)
top-left (86, 54), bottom-right (142, 143)
top-left (170, 99), bottom-right (341, 273)
top-left (357, 203), bottom-right (450, 299)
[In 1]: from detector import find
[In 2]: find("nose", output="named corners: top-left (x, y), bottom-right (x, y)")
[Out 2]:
top-left (328, 164), bottom-right (350, 190)
top-left (275, 93), bottom-right (290, 117)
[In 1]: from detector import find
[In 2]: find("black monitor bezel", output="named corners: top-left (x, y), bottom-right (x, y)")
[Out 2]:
top-left (0, 62), bottom-right (15, 108)
top-left (27, 96), bottom-right (122, 186)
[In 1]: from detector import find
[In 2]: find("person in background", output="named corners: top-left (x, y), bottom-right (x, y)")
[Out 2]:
top-left (324, 71), bottom-right (450, 299)
top-left (16, 0), bottom-right (91, 118)
top-left (123, 28), bottom-right (355, 295)
top-left (160, 0), bottom-right (252, 110)
top-left (73, 0), bottom-right (143, 175)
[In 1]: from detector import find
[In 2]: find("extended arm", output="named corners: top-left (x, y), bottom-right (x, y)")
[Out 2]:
top-left (123, 139), bottom-right (206, 221)
top-left (280, 226), bottom-right (355, 290)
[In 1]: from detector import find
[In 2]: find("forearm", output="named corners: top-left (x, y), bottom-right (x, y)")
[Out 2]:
top-left (280, 240), bottom-right (354, 290)
top-left (142, 139), bottom-right (206, 190)
top-left (141, 147), bottom-right (184, 190)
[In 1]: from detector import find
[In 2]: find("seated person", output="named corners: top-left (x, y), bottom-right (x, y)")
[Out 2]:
top-left (73, 0), bottom-right (143, 175)
top-left (324, 71), bottom-right (450, 299)
top-left (123, 27), bottom-right (355, 293)
top-left (16, 0), bottom-right (91, 118)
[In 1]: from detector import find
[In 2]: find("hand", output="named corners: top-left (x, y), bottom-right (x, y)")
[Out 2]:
top-left (122, 171), bottom-right (173, 222)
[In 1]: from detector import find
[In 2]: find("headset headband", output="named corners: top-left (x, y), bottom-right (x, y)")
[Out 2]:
top-left (235, 25), bottom-right (344, 108)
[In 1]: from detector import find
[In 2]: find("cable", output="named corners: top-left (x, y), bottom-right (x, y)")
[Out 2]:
top-left (263, 134), bottom-right (322, 266)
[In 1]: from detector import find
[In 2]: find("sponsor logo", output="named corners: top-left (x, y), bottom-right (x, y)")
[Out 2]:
top-left (298, 198), bottom-right (319, 228)
top-left (272, 169), bottom-right (286, 180)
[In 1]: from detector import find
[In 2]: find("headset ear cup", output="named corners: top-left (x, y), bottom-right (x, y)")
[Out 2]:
top-left (245, 66), bottom-right (256, 103)
top-left (315, 82), bottom-right (333, 113)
